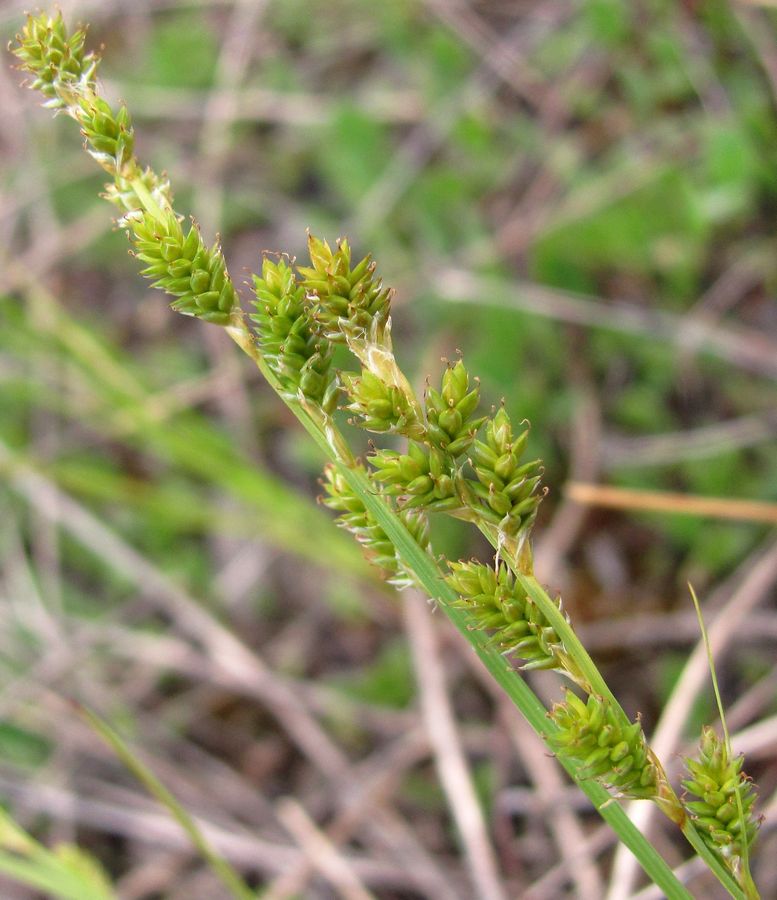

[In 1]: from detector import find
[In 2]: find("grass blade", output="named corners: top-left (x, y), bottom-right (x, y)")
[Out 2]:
top-left (0, 808), bottom-right (115, 900)
top-left (80, 707), bottom-right (256, 900)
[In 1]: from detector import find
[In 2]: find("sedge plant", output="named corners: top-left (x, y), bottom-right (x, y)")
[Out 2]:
top-left (11, 12), bottom-right (762, 898)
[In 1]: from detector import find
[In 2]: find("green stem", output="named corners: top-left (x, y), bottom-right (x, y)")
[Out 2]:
top-left (506, 566), bottom-right (743, 898)
top-left (82, 708), bottom-right (256, 900)
top-left (224, 316), bottom-right (696, 900)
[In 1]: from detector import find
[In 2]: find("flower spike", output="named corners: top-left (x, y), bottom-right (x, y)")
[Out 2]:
top-left (683, 727), bottom-right (759, 882)
top-left (549, 692), bottom-right (659, 801)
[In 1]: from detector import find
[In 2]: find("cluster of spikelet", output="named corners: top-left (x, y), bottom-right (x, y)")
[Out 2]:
top-left (13, 12), bottom-right (761, 897)
top-left (250, 257), bottom-right (337, 408)
top-left (445, 560), bottom-right (570, 674)
top-left (549, 691), bottom-right (658, 799)
top-left (321, 465), bottom-right (430, 589)
top-left (684, 727), bottom-right (760, 879)
top-left (14, 11), bottom-right (237, 325)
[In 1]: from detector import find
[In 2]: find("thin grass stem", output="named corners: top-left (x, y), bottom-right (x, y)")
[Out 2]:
top-left (81, 707), bottom-right (256, 900)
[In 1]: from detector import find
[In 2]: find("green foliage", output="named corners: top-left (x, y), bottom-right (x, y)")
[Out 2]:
top-left (320, 106), bottom-right (392, 205)
top-left (0, 293), bottom-right (362, 576)
top-left (532, 169), bottom-right (705, 290)
top-left (136, 14), bottom-right (219, 90)
top-left (583, 0), bottom-right (632, 47)
top-left (83, 710), bottom-right (254, 900)
top-left (0, 724), bottom-right (50, 769)
top-left (332, 639), bottom-right (415, 709)
top-left (0, 808), bottom-right (115, 900)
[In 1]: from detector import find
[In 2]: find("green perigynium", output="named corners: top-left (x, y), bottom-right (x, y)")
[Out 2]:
top-left (131, 211), bottom-right (238, 325)
top-left (683, 727), bottom-right (759, 875)
top-left (424, 360), bottom-right (487, 456)
top-left (549, 691), bottom-right (659, 800)
top-left (321, 464), bottom-right (429, 588)
top-left (464, 408), bottom-right (544, 536)
top-left (14, 11), bottom-right (761, 898)
top-left (250, 257), bottom-right (337, 409)
top-left (445, 561), bottom-right (572, 674)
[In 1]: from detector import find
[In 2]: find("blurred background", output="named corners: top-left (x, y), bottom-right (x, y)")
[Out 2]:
top-left (1, 0), bottom-right (777, 896)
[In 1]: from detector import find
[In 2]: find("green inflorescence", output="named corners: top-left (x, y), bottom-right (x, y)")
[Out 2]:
top-left (684, 727), bottom-right (759, 876)
top-left (549, 691), bottom-right (659, 800)
top-left (445, 560), bottom-right (569, 672)
top-left (321, 464), bottom-right (429, 589)
top-left (250, 257), bottom-right (337, 409)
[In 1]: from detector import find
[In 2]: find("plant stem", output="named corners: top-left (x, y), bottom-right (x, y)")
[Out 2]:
top-left (82, 708), bottom-right (256, 900)
top-left (222, 315), bottom-right (698, 900)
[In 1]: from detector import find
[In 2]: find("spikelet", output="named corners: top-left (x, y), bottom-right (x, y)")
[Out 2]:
top-left (445, 560), bottom-right (572, 674)
top-left (250, 257), bottom-right (337, 409)
top-left (131, 211), bottom-right (237, 325)
top-left (549, 691), bottom-right (659, 800)
top-left (321, 464), bottom-right (429, 589)
top-left (299, 235), bottom-right (392, 346)
top-left (683, 727), bottom-right (759, 880)
top-left (12, 12), bottom-right (97, 110)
